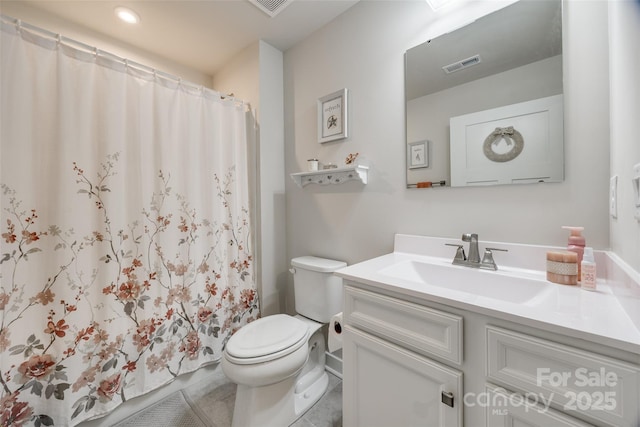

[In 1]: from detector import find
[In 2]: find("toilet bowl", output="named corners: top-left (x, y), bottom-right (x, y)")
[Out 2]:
top-left (222, 256), bottom-right (346, 427)
top-left (222, 314), bottom-right (328, 427)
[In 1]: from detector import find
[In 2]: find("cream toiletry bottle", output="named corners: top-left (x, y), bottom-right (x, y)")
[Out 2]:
top-left (562, 226), bottom-right (585, 279)
top-left (581, 247), bottom-right (597, 291)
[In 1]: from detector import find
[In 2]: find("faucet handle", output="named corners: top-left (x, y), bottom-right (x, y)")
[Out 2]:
top-left (485, 247), bottom-right (508, 253)
top-left (445, 243), bottom-right (466, 262)
top-left (481, 247), bottom-right (508, 270)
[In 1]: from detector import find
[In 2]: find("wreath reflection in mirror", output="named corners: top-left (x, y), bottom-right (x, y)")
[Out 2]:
top-left (482, 126), bottom-right (524, 163)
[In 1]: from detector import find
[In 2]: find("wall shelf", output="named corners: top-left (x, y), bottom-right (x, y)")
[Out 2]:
top-left (290, 165), bottom-right (368, 188)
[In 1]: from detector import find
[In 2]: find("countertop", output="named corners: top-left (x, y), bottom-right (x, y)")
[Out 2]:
top-left (335, 235), bottom-right (640, 355)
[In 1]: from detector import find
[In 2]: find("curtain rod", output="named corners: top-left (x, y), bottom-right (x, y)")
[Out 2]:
top-left (0, 14), bottom-right (249, 108)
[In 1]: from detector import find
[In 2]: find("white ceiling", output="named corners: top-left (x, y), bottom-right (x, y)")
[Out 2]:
top-left (406, 0), bottom-right (562, 100)
top-left (4, 0), bottom-right (361, 76)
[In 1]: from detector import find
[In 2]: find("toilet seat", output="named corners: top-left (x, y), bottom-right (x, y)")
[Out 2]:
top-left (225, 314), bottom-right (309, 365)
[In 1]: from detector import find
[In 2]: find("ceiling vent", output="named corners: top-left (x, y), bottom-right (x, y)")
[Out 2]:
top-left (442, 54), bottom-right (482, 74)
top-left (248, 0), bottom-right (295, 17)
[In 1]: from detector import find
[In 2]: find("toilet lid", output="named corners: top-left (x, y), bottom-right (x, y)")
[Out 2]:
top-left (225, 314), bottom-right (309, 362)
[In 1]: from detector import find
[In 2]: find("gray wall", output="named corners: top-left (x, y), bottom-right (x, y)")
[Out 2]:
top-left (283, 0), bottom-right (611, 311)
top-left (214, 41), bottom-right (287, 317)
top-left (609, 0), bottom-right (640, 273)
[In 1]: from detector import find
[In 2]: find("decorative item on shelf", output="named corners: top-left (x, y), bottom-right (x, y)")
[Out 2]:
top-left (323, 163), bottom-right (338, 170)
top-left (345, 152), bottom-right (359, 165)
top-left (307, 158), bottom-right (319, 171)
top-left (317, 88), bottom-right (348, 144)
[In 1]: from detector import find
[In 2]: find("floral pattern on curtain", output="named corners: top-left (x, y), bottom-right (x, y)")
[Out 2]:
top-left (1, 17), bottom-right (259, 426)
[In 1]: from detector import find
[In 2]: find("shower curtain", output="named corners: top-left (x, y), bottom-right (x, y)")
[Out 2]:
top-left (0, 17), bottom-right (259, 426)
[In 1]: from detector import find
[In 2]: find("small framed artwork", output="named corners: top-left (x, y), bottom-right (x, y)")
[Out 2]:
top-left (408, 140), bottom-right (429, 169)
top-left (317, 88), bottom-right (348, 144)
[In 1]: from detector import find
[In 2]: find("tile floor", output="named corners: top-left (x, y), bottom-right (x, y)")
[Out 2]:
top-left (114, 368), bottom-right (342, 427)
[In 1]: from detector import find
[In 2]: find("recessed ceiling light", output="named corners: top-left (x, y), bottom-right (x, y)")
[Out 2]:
top-left (115, 7), bottom-right (141, 24)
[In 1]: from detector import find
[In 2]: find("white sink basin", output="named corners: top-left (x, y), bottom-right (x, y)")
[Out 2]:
top-left (378, 259), bottom-right (555, 305)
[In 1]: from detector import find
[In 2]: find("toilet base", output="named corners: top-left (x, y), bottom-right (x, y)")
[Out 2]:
top-left (294, 369), bottom-right (329, 418)
top-left (231, 370), bottom-right (329, 427)
top-left (229, 326), bottom-right (328, 427)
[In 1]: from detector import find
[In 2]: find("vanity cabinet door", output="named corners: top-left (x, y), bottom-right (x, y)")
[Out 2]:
top-left (343, 326), bottom-right (463, 427)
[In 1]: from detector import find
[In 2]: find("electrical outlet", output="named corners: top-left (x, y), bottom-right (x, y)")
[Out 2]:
top-left (610, 175), bottom-right (618, 218)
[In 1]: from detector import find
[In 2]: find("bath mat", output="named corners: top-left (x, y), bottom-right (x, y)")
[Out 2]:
top-left (113, 391), bottom-right (209, 427)
top-left (183, 381), bottom-right (236, 427)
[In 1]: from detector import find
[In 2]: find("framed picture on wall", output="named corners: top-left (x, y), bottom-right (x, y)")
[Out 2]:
top-left (317, 88), bottom-right (348, 143)
top-left (408, 140), bottom-right (429, 169)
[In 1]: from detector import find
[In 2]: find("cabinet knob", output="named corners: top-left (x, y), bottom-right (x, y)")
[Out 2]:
top-left (441, 391), bottom-right (454, 408)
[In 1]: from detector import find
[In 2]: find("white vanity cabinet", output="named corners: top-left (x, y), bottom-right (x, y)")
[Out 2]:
top-left (342, 285), bottom-right (464, 427)
top-left (341, 281), bottom-right (640, 427)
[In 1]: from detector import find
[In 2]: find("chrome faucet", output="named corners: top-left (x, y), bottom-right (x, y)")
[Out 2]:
top-left (446, 233), bottom-right (507, 270)
top-left (462, 233), bottom-right (480, 264)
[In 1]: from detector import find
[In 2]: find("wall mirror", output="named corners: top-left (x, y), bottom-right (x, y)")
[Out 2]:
top-left (405, 0), bottom-right (563, 188)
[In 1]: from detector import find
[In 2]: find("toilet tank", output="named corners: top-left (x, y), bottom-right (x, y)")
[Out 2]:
top-left (291, 256), bottom-right (347, 323)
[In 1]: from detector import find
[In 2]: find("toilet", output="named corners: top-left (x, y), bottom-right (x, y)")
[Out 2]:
top-left (222, 256), bottom-right (346, 427)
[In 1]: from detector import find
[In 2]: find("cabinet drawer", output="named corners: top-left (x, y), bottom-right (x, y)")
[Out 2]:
top-left (485, 384), bottom-right (593, 427)
top-left (486, 326), bottom-right (640, 427)
top-left (344, 285), bottom-right (463, 364)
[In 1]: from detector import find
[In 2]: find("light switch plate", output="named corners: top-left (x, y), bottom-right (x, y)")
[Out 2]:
top-left (610, 175), bottom-right (618, 218)
top-left (633, 164), bottom-right (640, 221)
